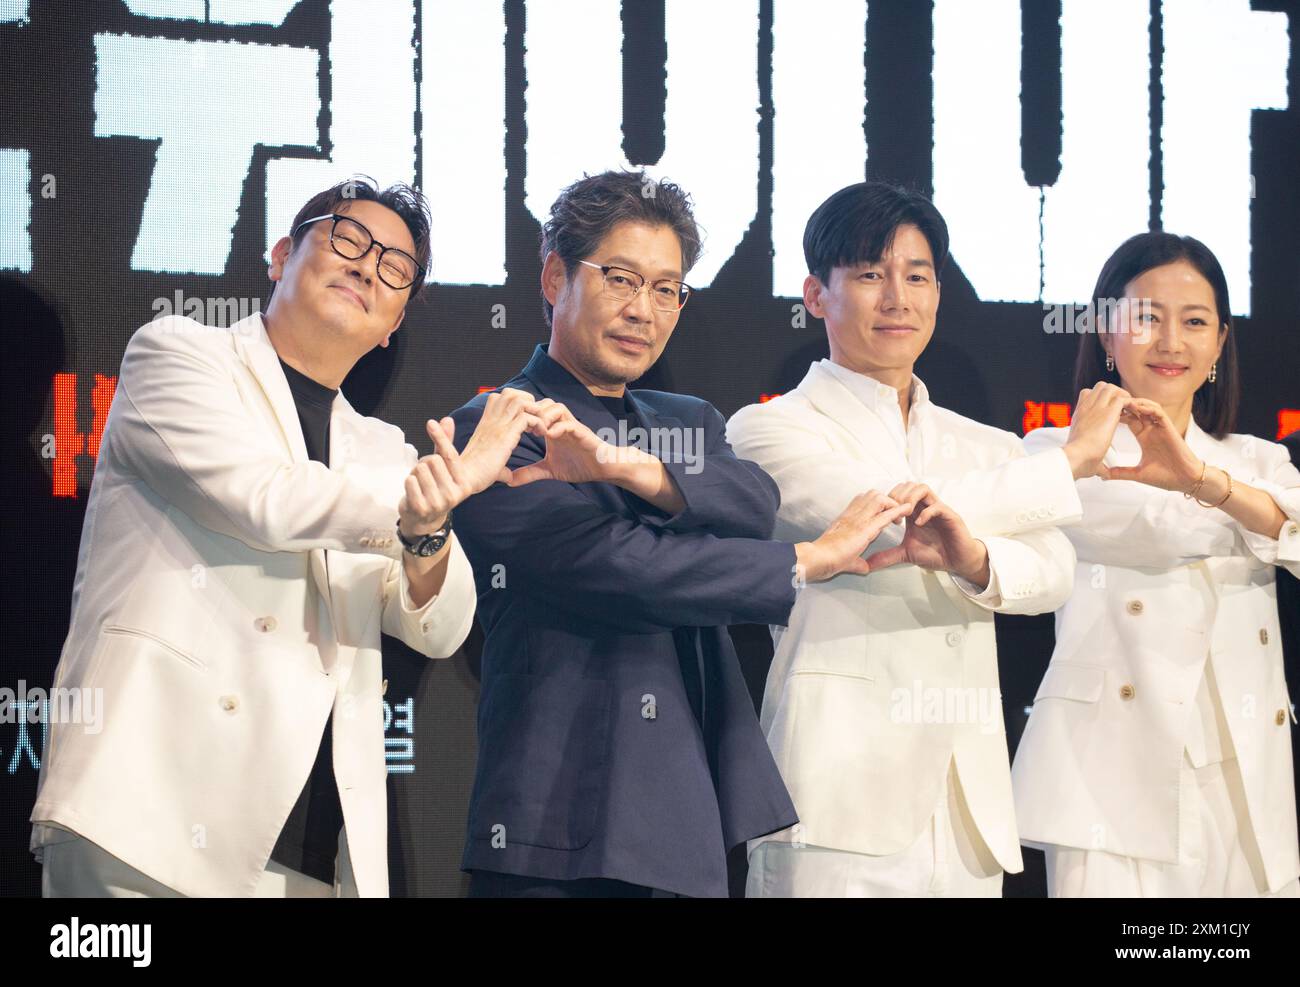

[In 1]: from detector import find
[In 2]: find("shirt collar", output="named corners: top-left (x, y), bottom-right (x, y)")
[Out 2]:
top-left (818, 358), bottom-right (929, 415)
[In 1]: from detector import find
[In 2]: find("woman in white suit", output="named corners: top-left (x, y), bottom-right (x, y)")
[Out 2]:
top-left (1012, 233), bottom-right (1300, 897)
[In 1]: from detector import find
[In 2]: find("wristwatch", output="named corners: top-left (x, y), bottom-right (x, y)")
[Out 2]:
top-left (396, 514), bottom-right (453, 557)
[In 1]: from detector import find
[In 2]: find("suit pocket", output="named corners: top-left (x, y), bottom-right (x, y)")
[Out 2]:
top-left (471, 673), bottom-right (611, 851)
top-left (102, 624), bottom-right (207, 672)
top-left (1033, 662), bottom-right (1105, 704)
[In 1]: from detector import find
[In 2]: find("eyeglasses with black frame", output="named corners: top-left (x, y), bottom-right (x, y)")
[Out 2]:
top-left (292, 213), bottom-right (425, 291)
top-left (576, 260), bottom-right (693, 312)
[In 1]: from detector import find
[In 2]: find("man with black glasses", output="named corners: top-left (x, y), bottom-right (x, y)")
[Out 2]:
top-left (31, 178), bottom-right (529, 897)
top-left (449, 170), bottom-right (913, 897)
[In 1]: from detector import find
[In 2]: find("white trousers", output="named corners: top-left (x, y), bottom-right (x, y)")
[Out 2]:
top-left (1045, 755), bottom-right (1300, 898)
top-left (41, 829), bottom-right (359, 898)
top-left (746, 762), bottom-right (1003, 897)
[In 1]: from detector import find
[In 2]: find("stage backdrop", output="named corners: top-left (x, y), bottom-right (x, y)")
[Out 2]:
top-left (3, 0), bottom-right (1298, 897)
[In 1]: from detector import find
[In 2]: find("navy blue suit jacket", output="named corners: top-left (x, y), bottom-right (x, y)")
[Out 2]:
top-left (450, 345), bottom-right (799, 896)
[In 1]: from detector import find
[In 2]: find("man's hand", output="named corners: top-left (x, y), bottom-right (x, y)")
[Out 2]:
top-left (508, 398), bottom-right (686, 512)
top-left (1062, 382), bottom-right (1130, 480)
top-left (398, 388), bottom-right (540, 538)
top-left (861, 483), bottom-right (990, 588)
top-left (457, 388), bottom-right (545, 493)
top-left (508, 399), bottom-right (625, 487)
top-left (794, 491), bottom-right (914, 583)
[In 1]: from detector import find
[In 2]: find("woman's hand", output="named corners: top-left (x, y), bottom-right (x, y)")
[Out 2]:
top-left (1104, 397), bottom-right (1203, 492)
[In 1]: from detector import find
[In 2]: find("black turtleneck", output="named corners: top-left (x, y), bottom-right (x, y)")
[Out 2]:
top-left (268, 357), bottom-right (345, 886)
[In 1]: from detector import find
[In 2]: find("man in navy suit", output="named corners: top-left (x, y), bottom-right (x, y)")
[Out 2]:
top-left (449, 170), bottom-right (912, 896)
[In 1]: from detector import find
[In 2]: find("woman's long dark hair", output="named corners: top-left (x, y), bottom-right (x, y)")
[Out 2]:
top-left (1074, 232), bottom-right (1239, 438)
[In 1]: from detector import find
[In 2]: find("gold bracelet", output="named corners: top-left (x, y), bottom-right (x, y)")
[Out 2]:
top-left (1194, 465), bottom-right (1233, 509)
top-left (1184, 460), bottom-right (1208, 501)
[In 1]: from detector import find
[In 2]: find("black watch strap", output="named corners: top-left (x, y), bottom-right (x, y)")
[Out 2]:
top-left (396, 513), bottom-right (453, 557)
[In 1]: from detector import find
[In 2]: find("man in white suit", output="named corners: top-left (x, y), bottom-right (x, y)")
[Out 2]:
top-left (30, 178), bottom-right (535, 897)
top-left (727, 182), bottom-right (1125, 896)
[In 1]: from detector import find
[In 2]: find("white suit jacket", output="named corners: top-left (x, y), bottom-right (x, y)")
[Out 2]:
top-left (29, 313), bottom-right (476, 897)
top-left (1012, 422), bottom-right (1300, 891)
top-left (726, 359), bottom-right (1081, 872)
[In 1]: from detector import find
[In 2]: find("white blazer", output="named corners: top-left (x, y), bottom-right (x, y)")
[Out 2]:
top-left (1012, 421), bottom-right (1300, 892)
top-left (726, 359), bottom-right (1081, 872)
top-left (29, 313), bottom-right (477, 897)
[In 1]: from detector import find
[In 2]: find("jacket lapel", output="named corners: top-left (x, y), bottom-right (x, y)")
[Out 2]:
top-left (232, 313), bottom-right (310, 464)
top-left (795, 360), bottom-right (913, 479)
top-left (623, 391), bottom-right (684, 455)
top-left (521, 344), bottom-right (621, 432)
top-left (231, 313), bottom-right (333, 617)
top-left (323, 393), bottom-right (391, 656)
top-left (521, 344), bottom-right (684, 518)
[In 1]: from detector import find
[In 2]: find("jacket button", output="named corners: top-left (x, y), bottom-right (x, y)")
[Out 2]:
top-left (1287, 523), bottom-right (1298, 537)
top-left (945, 631), bottom-right (963, 647)
top-left (219, 695), bottom-right (239, 712)
top-left (1259, 628), bottom-right (1269, 645)
top-left (1277, 709), bottom-right (1287, 726)
top-left (254, 616), bottom-right (277, 633)
top-left (1119, 683), bottom-right (1136, 701)
top-left (1126, 600), bottom-right (1144, 616)
top-left (382, 678), bottom-right (389, 696)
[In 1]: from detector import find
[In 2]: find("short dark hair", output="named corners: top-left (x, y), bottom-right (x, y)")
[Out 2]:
top-left (1074, 232), bottom-right (1238, 439)
top-left (539, 170), bottom-right (702, 327)
top-left (803, 181), bottom-right (950, 287)
top-left (288, 176), bottom-right (432, 298)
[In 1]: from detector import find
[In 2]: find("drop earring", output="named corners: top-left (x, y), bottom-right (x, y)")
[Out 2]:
top-left (1207, 362), bottom-right (1217, 383)
top-left (1105, 353), bottom-right (1115, 372)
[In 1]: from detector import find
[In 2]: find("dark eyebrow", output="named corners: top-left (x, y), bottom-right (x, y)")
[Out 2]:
top-left (1144, 302), bottom-right (1211, 314)
top-left (340, 211), bottom-right (417, 254)
top-left (853, 257), bottom-right (933, 270)
top-left (604, 256), bottom-right (683, 281)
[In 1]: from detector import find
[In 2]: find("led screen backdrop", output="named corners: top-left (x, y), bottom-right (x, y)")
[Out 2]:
top-left (3, 0), bottom-right (1298, 897)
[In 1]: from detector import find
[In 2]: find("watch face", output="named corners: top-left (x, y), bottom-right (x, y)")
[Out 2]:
top-left (414, 533), bottom-right (446, 557)
top-left (398, 516), bottom-right (451, 556)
